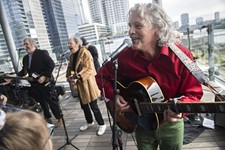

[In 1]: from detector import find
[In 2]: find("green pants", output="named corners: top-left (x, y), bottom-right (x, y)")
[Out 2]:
top-left (135, 119), bottom-right (184, 150)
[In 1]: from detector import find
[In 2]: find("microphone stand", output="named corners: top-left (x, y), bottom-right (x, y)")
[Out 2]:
top-left (53, 56), bottom-right (79, 150)
top-left (14, 49), bottom-right (23, 107)
top-left (112, 59), bottom-right (123, 150)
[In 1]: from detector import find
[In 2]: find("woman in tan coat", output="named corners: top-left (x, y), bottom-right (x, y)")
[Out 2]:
top-left (66, 36), bottom-right (106, 136)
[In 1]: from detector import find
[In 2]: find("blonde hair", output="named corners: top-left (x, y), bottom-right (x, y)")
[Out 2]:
top-left (0, 110), bottom-right (52, 150)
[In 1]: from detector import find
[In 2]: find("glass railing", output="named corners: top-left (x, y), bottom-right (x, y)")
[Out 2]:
top-left (180, 24), bottom-right (225, 88)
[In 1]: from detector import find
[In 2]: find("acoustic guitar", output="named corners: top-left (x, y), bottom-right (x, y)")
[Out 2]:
top-left (108, 76), bottom-right (225, 133)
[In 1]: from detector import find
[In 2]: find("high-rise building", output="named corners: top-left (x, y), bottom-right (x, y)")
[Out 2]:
top-left (78, 23), bottom-right (107, 42)
top-left (0, 0), bottom-right (52, 71)
top-left (61, 0), bottom-right (85, 37)
top-left (27, 0), bottom-right (52, 51)
top-left (77, 0), bottom-right (89, 24)
top-left (196, 17), bottom-right (204, 28)
top-left (1, 0), bottom-right (86, 63)
top-left (88, 0), bottom-right (129, 34)
top-left (88, 0), bottom-right (105, 24)
top-left (215, 12), bottom-right (220, 23)
top-left (181, 13), bottom-right (190, 27)
top-left (41, 0), bottom-right (68, 56)
top-left (0, 27), bottom-right (10, 66)
top-left (41, 0), bottom-right (86, 56)
top-left (1, 0), bottom-right (52, 50)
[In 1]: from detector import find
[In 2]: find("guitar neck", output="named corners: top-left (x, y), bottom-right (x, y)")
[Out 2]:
top-left (0, 76), bottom-right (33, 81)
top-left (139, 102), bottom-right (225, 113)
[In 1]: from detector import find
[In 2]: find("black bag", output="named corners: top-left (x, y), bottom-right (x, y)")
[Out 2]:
top-left (55, 85), bottom-right (65, 96)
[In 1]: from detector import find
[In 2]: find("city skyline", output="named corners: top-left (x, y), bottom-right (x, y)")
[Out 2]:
top-left (74, 0), bottom-right (225, 26)
top-left (130, 0), bottom-right (225, 24)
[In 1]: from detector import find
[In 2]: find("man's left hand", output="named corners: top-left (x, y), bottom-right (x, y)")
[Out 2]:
top-left (164, 108), bottom-right (182, 123)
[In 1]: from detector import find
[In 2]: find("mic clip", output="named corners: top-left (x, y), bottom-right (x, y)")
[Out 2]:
top-left (58, 50), bottom-right (70, 59)
top-left (17, 48), bottom-right (25, 51)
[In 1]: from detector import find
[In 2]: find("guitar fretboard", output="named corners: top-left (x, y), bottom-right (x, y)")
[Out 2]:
top-left (139, 102), bottom-right (225, 113)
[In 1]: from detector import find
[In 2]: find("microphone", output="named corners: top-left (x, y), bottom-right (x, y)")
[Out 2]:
top-left (102, 38), bottom-right (132, 66)
top-left (17, 48), bottom-right (26, 51)
top-left (59, 50), bottom-right (70, 57)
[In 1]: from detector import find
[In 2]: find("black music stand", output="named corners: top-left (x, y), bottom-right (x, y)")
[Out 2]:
top-left (53, 56), bottom-right (79, 150)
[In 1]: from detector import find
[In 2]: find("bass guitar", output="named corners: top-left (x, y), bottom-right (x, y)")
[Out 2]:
top-left (108, 76), bottom-right (225, 133)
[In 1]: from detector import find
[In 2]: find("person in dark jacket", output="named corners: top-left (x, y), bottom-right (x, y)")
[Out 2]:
top-left (18, 37), bottom-right (62, 127)
top-left (81, 37), bottom-right (101, 72)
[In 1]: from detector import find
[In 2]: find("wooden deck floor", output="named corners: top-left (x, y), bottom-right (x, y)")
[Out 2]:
top-left (51, 83), bottom-right (225, 150)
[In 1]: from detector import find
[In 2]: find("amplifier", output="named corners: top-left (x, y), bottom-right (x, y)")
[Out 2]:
top-left (215, 113), bottom-right (225, 128)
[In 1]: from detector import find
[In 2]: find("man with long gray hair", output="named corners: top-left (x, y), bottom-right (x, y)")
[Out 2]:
top-left (96, 3), bottom-right (203, 150)
top-left (18, 37), bottom-right (62, 128)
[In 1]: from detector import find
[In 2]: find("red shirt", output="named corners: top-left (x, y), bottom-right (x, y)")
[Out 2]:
top-left (96, 45), bottom-right (203, 104)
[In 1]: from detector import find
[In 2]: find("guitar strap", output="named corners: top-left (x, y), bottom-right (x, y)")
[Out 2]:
top-left (168, 43), bottom-right (224, 99)
top-left (168, 43), bottom-right (209, 85)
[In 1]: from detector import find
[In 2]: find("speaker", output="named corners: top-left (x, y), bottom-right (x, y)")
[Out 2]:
top-left (215, 113), bottom-right (225, 128)
top-left (214, 91), bottom-right (225, 128)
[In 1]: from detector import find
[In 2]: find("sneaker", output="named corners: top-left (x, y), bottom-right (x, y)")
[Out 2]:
top-left (45, 118), bottom-right (53, 124)
top-left (54, 119), bottom-right (63, 128)
top-left (97, 124), bottom-right (106, 136)
top-left (80, 122), bottom-right (95, 131)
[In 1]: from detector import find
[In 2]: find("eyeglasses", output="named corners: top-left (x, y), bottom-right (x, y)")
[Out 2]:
top-left (41, 123), bottom-right (54, 149)
top-left (41, 131), bottom-right (52, 150)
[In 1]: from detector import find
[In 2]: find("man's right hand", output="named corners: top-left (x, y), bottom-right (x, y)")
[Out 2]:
top-left (116, 95), bottom-right (131, 113)
top-left (0, 94), bottom-right (7, 106)
top-left (67, 76), bottom-right (77, 84)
